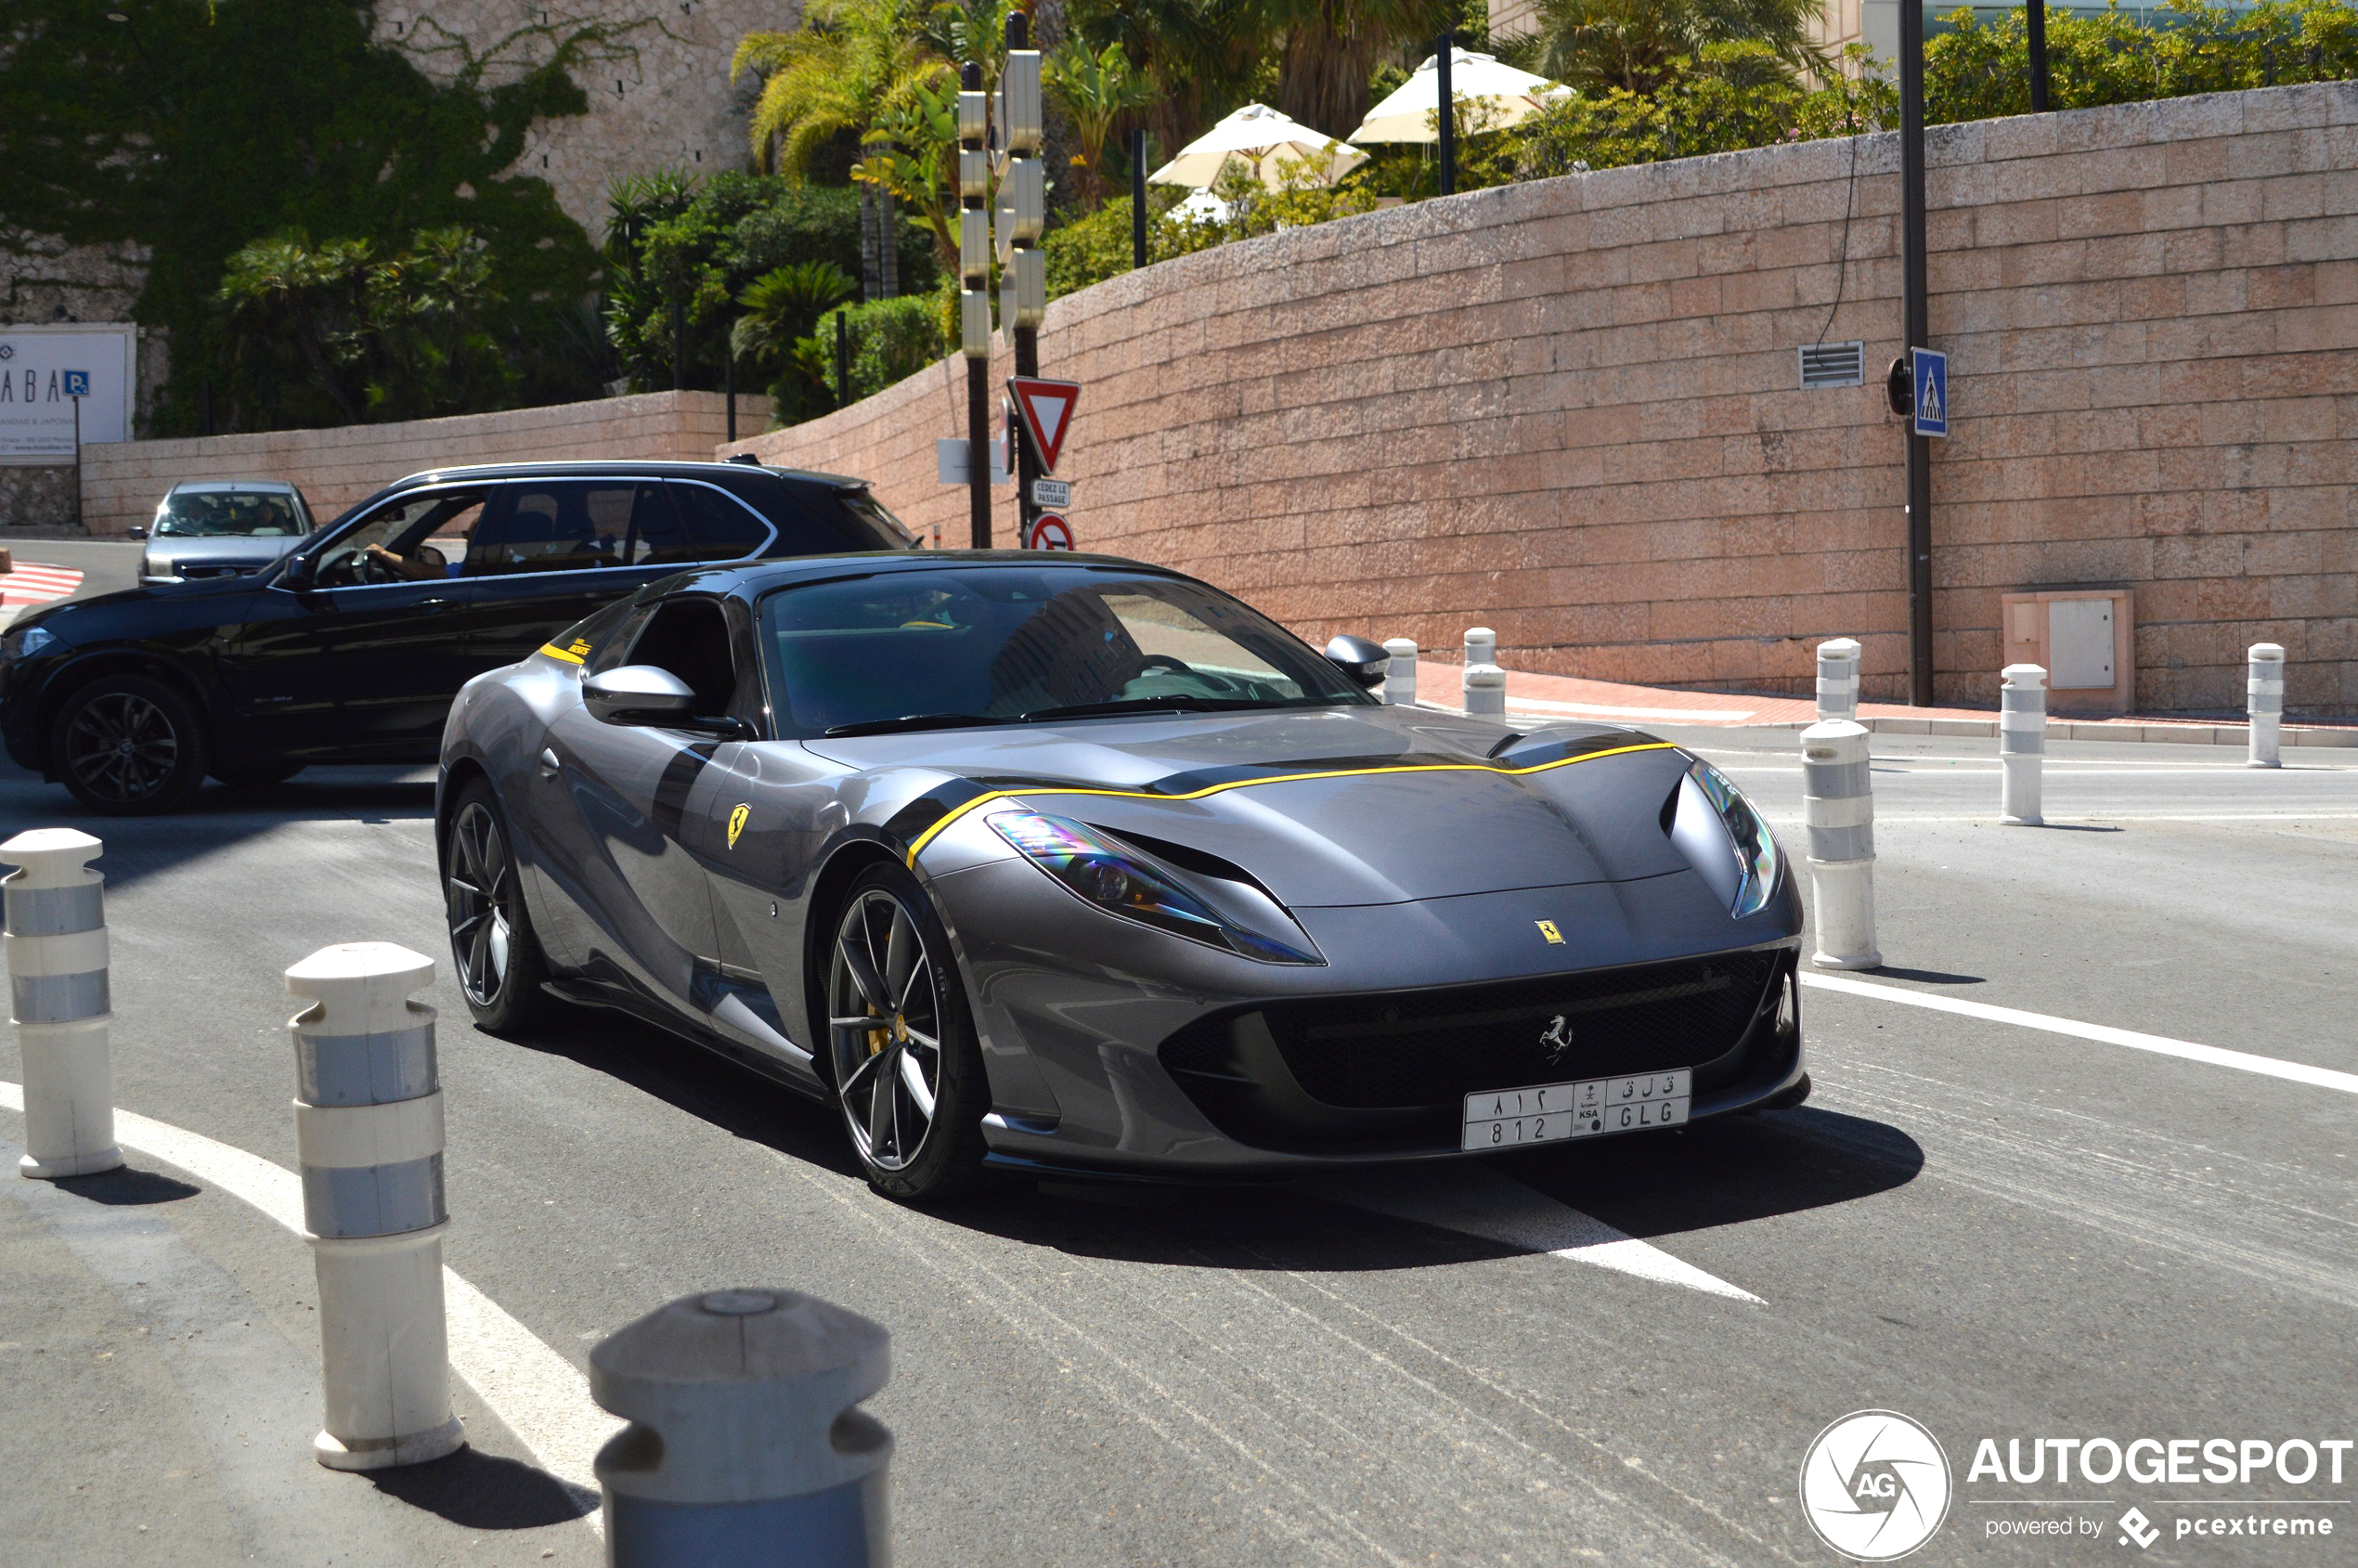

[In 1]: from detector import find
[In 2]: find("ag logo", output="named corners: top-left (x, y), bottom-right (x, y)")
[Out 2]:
top-left (1799, 1410), bottom-right (1951, 1561)
top-left (726, 803), bottom-right (751, 849)
top-left (1538, 1014), bottom-right (1573, 1065)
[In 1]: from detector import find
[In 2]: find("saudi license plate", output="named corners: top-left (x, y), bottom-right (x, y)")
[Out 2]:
top-left (1461, 1069), bottom-right (1691, 1151)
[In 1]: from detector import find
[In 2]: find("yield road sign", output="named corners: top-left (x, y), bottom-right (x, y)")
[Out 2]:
top-left (1025, 512), bottom-right (1073, 551)
top-left (1911, 348), bottom-right (1949, 438)
top-left (1008, 377), bottom-right (1080, 472)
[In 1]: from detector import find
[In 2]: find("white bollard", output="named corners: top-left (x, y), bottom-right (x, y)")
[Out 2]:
top-left (593, 1289), bottom-right (892, 1566)
top-left (2248, 642), bottom-right (2285, 768)
top-left (1382, 638), bottom-right (1419, 706)
top-left (1801, 720), bottom-right (1881, 970)
top-left (1463, 663), bottom-right (1507, 719)
top-left (1815, 638), bottom-right (1861, 722)
top-left (1463, 626), bottom-right (1496, 669)
top-left (5, 829), bottom-right (123, 1179)
top-left (2000, 664), bottom-right (2047, 825)
top-left (287, 942), bottom-right (463, 1471)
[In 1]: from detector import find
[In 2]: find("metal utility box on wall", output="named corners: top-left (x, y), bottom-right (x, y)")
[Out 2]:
top-left (2001, 588), bottom-right (2134, 715)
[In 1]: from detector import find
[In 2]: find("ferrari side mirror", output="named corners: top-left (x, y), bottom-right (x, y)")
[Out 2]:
top-left (585, 665), bottom-right (698, 726)
top-left (1323, 634), bottom-right (1390, 689)
top-left (126, 525), bottom-right (149, 540)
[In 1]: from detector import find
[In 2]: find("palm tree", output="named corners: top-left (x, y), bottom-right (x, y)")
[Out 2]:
top-left (732, 0), bottom-right (952, 180)
top-left (1264, 0), bottom-right (1459, 141)
top-left (1067, 0), bottom-right (1272, 158)
top-left (1524, 0), bottom-right (1830, 97)
top-left (1047, 37), bottom-right (1154, 209)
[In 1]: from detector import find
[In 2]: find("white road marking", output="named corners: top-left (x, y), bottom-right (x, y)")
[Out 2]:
top-left (1511, 697), bottom-right (1757, 721)
top-left (1304, 1164), bottom-right (1763, 1304)
top-left (0, 1081), bottom-right (617, 1516)
top-left (1798, 976), bottom-right (2358, 1095)
top-left (1811, 812), bottom-right (2358, 823)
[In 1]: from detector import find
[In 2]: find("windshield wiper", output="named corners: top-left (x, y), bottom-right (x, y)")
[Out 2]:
top-left (1020, 696), bottom-right (1282, 722)
top-left (822, 712), bottom-right (1003, 738)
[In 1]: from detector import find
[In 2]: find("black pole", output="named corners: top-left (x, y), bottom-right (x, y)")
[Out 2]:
top-left (1436, 38), bottom-right (1456, 197)
top-left (1131, 127), bottom-right (1148, 270)
top-left (670, 297), bottom-right (686, 393)
top-left (1900, 0), bottom-right (1935, 706)
top-left (723, 341), bottom-right (736, 442)
top-left (2027, 0), bottom-right (2051, 113)
top-left (961, 60), bottom-right (990, 550)
top-left (1010, 11), bottom-right (1041, 548)
top-left (837, 310), bottom-right (851, 406)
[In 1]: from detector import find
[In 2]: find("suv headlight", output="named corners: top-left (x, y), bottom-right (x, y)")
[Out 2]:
top-left (1688, 759), bottom-right (1781, 918)
top-left (988, 810), bottom-right (1319, 963)
top-left (1, 625), bottom-right (57, 662)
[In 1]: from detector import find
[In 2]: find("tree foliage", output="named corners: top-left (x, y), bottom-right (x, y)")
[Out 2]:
top-left (0, 0), bottom-right (623, 434)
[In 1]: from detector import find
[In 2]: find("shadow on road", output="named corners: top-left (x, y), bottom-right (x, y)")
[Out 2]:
top-left (51, 1165), bottom-right (202, 1206)
top-left (0, 758), bottom-right (434, 895)
top-left (366, 1445), bottom-right (598, 1529)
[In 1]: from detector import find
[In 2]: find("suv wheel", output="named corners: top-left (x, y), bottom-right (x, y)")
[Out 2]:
top-left (52, 675), bottom-right (211, 815)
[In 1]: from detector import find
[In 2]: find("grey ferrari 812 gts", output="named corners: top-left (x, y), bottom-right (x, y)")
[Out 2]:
top-left (436, 552), bottom-right (1806, 1200)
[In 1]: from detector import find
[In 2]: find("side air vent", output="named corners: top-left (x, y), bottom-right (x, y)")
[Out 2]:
top-left (1798, 341), bottom-right (1866, 389)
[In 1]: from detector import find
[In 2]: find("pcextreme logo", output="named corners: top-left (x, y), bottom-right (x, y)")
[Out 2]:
top-left (1800, 1410), bottom-right (1954, 1561)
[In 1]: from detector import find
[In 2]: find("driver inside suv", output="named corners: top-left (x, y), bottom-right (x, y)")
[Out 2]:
top-left (311, 491), bottom-right (486, 586)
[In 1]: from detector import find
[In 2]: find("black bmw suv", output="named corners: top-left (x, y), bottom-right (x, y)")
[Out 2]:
top-left (0, 460), bottom-right (916, 813)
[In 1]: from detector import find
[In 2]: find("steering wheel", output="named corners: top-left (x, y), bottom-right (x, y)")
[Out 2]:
top-left (1137, 654), bottom-right (1195, 676)
top-left (1135, 654), bottom-right (1247, 696)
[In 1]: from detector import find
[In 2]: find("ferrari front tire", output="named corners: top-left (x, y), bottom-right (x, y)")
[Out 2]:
top-left (444, 778), bottom-right (557, 1034)
top-left (824, 862), bottom-right (989, 1204)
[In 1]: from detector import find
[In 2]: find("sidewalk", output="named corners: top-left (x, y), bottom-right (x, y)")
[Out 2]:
top-left (1437, 665), bottom-right (2358, 750)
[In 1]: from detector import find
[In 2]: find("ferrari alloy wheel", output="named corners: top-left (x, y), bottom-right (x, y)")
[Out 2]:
top-left (53, 676), bottom-right (211, 815)
top-left (826, 864), bottom-right (987, 1202)
top-left (444, 781), bottom-right (555, 1032)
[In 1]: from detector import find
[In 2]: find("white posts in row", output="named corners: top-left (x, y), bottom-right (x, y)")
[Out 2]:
top-left (1462, 626), bottom-right (1506, 718)
top-left (1382, 639), bottom-right (1418, 706)
top-left (6, 829), bottom-right (123, 1179)
top-left (593, 1289), bottom-right (894, 1566)
top-left (1815, 639), bottom-right (1860, 722)
top-left (1800, 720), bottom-right (1880, 969)
top-left (2248, 641), bottom-right (2285, 768)
top-left (287, 941), bottom-right (465, 1471)
top-left (2000, 664), bottom-right (2047, 826)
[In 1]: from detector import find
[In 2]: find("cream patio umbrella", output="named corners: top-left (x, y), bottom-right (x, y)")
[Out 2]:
top-left (1148, 102), bottom-right (1367, 191)
top-left (1349, 47), bottom-right (1569, 145)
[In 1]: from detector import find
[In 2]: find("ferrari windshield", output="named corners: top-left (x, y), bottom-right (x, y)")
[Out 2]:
top-left (760, 565), bottom-right (1375, 735)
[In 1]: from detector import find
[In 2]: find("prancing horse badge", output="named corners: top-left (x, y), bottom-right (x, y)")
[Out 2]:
top-left (1535, 920), bottom-right (1563, 944)
top-left (727, 803), bottom-right (751, 849)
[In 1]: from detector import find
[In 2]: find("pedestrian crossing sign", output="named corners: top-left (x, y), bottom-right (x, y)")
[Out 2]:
top-left (1911, 348), bottom-right (1949, 438)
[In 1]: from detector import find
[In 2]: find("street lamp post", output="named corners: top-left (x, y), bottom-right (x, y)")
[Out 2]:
top-left (1436, 37), bottom-right (1457, 198)
top-left (1899, 0), bottom-right (1935, 706)
top-left (1132, 127), bottom-right (1148, 271)
top-left (1002, 12), bottom-right (1046, 546)
top-left (2028, 0), bottom-right (2051, 113)
top-left (958, 61), bottom-right (992, 547)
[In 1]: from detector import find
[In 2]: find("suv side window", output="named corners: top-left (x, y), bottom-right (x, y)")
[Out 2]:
top-left (310, 488), bottom-right (490, 587)
top-left (657, 482), bottom-right (776, 564)
top-left (473, 481), bottom-right (667, 576)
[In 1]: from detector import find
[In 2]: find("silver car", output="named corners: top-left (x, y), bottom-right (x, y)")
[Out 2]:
top-left (132, 480), bottom-right (316, 585)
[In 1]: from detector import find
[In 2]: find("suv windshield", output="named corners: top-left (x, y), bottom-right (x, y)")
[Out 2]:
top-left (155, 490), bottom-right (306, 538)
top-left (760, 566), bottom-right (1373, 736)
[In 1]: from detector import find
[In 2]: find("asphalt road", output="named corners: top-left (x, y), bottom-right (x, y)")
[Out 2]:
top-left (0, 727), bottom-right (2351, 1566)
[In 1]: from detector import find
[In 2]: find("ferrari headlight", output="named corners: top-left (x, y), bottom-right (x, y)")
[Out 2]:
top-left (1689, 759), bottom-right (1780, 918)
top-left (0, 625), bottom-right (57, 662)
top-left (988, 810), bottom-right (1317, 964)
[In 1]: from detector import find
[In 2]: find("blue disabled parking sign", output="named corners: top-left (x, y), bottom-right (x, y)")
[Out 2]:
top-left (1911, 348), bottom-right (1949, 438)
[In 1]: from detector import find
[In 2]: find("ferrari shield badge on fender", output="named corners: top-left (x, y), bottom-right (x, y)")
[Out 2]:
top-left (1535, 920), bottom-right (1564, 944)
top-left (727, 803), bottom-right (751, 849)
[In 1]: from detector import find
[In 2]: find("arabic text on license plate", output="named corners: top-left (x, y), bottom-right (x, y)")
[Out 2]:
top-left (1461, 1069), bottom-right (1691, 1151)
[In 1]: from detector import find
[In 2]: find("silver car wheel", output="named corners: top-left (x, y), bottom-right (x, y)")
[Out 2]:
top-left (827, 888), bottom-right (943, 1174)
top-left (447, 801), bottom-right (514, 1007)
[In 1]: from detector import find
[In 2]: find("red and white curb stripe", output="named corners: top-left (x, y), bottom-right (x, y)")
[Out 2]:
top-left (3, 564), bottom-right (84, 605)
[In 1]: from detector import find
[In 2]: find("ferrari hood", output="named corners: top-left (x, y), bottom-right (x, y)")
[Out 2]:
top-left (812, 706), bottom-right (1700, 906)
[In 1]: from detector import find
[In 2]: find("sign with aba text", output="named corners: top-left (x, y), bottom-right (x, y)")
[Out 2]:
top-left (0, 325), bottom-right (136, 463)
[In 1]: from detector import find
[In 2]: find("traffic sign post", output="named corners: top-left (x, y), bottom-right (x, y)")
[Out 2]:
top-left (956, 61), bottom-right (991, 548)
top-left (64, 369), bottom-right (88, 534)
top-left (1911, 348), bottom-right (1949, 439)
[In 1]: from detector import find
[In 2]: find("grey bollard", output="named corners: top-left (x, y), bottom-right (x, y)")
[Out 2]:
top-left (1463, 626), bottom-right (1496, 669)
top-left (288, 942), bottom-right (463, 1470)
top-left (1801, 720), bottom-right (1880, 969)
top-left (1815, 639), bottom-right (1861, 722)
top-left (593, 1289), bottom-right (892, 1568)
top-left (1463, 663), bottom-right (1506, 719)
top-left (2248, 642), bottom-right (2285, 768)
top-left (1382, 638), bottom-right (1419, 706)
top-left (2000, 664), bottom-right (2046, 825)
top-left (5, 829), bottom-right (123, 1178)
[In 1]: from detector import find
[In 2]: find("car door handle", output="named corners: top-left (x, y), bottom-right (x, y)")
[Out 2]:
top-left (416, 597), bottom-right (453, 613)
top-left (538, 748), bottom-right (561, 779)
